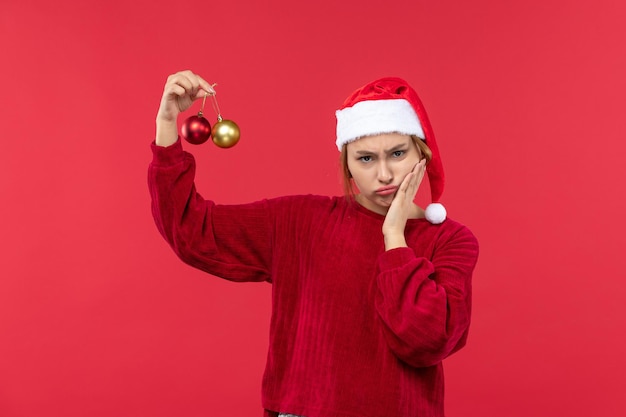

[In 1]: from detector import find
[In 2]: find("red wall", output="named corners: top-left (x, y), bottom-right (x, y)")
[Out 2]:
top-left (2, 0), bottom-right (625, 415)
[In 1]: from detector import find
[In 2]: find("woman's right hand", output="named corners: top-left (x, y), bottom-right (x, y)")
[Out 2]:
top-left (155, 70), bottom-right (215, 147)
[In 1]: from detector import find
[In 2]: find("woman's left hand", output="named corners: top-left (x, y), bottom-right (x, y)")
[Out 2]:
top-left (382, 159), bottom-right (427, 250)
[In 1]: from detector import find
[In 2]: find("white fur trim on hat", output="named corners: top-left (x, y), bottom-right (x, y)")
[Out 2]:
top-left (425, 203), bottom-right (447, 224)
top-left (335, 99), bottom-right (424, 151)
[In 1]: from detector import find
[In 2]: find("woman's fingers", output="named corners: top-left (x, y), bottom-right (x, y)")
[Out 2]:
top-left (158, 70), bottom-right (217, 120)
top-left (166, 71), bottom-right (215, 100)
top-left (174, 71), bottom-right (215, 97)
top-left (400, 159), bottom-right (426, 199)
top-left (196, 74), bottom-right (216, 96)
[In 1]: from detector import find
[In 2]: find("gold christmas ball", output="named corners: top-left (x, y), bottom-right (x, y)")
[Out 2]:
top-left (211, 119), bottom-right (240, 148)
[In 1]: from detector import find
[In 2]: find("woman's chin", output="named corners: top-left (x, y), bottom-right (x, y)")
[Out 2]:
top-left (356, 194), bottom-right (393, 215)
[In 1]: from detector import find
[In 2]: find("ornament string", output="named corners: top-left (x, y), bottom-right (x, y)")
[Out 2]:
top-left (210, 93), bottom-right (223, 122)
top-left (199, 94), bottom-right (207, 117)
top-left (200, 83), bottom-right (218, 118)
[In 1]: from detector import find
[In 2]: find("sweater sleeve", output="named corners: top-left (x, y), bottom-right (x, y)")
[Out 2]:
top-left (148, 139), bottom-right (272, 283)
top-left (374, 224), bottom-right (479, 368)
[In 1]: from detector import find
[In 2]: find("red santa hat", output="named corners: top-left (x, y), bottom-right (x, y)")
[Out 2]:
top-left (335, 77), bottom-right (446, 224)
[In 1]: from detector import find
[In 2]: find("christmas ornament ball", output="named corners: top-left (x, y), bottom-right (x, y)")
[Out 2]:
top-left (212, 119), bottom-right (240, 148)
top-left (182, 114), bottom-right (212, 145)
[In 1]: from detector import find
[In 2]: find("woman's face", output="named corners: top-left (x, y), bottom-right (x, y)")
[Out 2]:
top-left (346, 133), bottom-right (422, 215)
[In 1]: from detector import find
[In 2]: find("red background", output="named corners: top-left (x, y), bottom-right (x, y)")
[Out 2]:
top-left (2, 0), bottom-right (625, 415)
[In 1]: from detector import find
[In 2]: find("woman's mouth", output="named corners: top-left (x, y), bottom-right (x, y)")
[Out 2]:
top-left (375, 185), bottom-right (398, 196)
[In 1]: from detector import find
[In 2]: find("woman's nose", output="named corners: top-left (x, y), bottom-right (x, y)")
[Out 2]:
top-left (377, 162), bottom-right (393, 183)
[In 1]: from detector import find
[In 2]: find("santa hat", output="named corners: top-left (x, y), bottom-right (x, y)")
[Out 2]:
top-left (335, 77), bottom-right (446, 224)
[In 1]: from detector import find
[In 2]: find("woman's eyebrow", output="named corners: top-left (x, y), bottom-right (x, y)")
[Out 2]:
top-left (354, 144), bottom-right (408, 155)
top-left (385, 144), bottom-right (408, 153)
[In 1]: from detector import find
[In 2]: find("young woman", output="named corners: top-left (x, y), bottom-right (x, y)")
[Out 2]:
top-left (149, 70), bottom-right (479, 417)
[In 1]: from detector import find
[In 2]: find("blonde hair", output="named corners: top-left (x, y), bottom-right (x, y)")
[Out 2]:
top-left (340, 135), bottom-right (432, 199)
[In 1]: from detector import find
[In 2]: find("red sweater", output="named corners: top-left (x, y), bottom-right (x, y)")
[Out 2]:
top-left (148, 139), bottom-right (479, 417)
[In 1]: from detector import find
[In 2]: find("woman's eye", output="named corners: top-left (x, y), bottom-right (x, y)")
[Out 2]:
top-left (359, 156), bottom-right (372, 162)
top-left (392, 150), bottom-right (405, 157)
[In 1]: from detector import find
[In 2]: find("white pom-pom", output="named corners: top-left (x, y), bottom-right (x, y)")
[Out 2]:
top-left (425, 203), bottom-right (447, 224)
